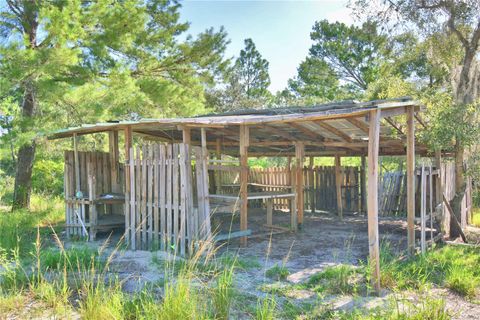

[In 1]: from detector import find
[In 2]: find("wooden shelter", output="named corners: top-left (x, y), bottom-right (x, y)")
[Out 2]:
top-left (50, 97), bottom-right (437, 292)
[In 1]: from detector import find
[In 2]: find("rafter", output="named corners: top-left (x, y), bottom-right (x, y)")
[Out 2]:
top-left (287, 122), bottom-right (326, 140)
top-left (313, 121), bottom-right (353, 143)
top-left (346, 117), bottom-right (369, 134)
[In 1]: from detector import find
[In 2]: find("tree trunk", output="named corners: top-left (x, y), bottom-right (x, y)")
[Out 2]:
top-left (12, 83), bottom-right (37, 210)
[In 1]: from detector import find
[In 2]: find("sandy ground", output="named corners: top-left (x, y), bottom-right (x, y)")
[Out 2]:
top-left (62, 209), bottom-right (480, 319)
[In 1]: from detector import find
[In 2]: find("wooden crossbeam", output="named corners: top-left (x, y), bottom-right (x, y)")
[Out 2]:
top-left (262, 124), bottom-right (299, 141)
top-left (346, 117), bottom-right (369, 134)
top-left (313, 121), bottom-right (353, 143)
top-left (384, 117), bottom-right (404, 136)
top-left (287, 122), bottom-right (326, 140)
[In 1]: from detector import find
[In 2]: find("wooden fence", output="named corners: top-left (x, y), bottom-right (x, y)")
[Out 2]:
top-left (64, 150), bottom-right (124, 239)
top-left (125, 143), bottom-right (209, 254)
top-left (213, 165), bottom-right (364, 213)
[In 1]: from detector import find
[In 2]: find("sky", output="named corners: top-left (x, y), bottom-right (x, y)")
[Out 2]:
top-left (180, 0), bottom-right (355, 93)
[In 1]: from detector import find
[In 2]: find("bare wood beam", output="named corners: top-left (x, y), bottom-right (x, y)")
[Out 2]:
top-left (346, 117), bottom-right (369, 134)
top-left (335, 154), bottom-right (343, 219)
top-left (407, 106), bottom-right (416, 255)
top-left (288, 122), bottom-right (326, 140)
top-left (239, 125), bottom-right (249, 246)
top-left (384, 117), bottom-right (404, 136)
top-left (314, 121), bottom-right (353, 143)
top-left (367, 109), bottom-right (381, 294)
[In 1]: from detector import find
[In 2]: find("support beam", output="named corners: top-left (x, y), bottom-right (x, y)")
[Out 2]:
top-left (109, 131), bottom-right (120, 192)
top-left (335, 154), bottom-right (343, 220)
top-left (295, 142), bottom-right (305, 227)
top-left (315, 121), bottom-right (353, 143)
top-left (239, 125), bottom-right (249, 245)
top-left (73, 133), bottom-right (80, 195)
top-left (434, 150), bottom-right (446, 235)
top-left (346, 117), bottom-right (369, 134)
top-left (406, 106), bottom-right (416, 255)
top-left (124, 126), bottom-right (133, 247)
top-left (361, 156), bottom-right (367, 214)
top-left (367, 109), bottom-right (381, 293)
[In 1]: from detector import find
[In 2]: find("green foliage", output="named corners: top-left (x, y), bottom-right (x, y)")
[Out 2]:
top-left (265, 263), bottom-right (290, 281)
top-left (31, 159), bottom-right (64, 196)
top-left (309, 20), bottom-right (387, 92)
top-left (306, 264), bottom-right (360, 295)
top-left (235, 39), bottom-right (271, 99)
top-left (212, 265), bottom-right (235, 319)
top-left (40, 247), bottom-right (101, 271)
top-left (377, 242), bottom-right (480, 298)
top-left (255, 295), bottom-right (277, 320)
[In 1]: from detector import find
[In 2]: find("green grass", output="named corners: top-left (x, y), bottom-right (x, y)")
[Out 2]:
top-left (306, 264), bottom-right (360, 295)
top-left (265, 263), bottom-right (290, 281)
top-left (472, 208), bottom-right (480, 227)
top-left (376, 242), bottom-right (480, 298)
top-left (0, 195), bottom-right (64, 256)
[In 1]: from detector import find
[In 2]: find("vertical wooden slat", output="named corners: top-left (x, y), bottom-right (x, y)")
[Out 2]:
top-left (367, 109), bottom-right (381, 293)
top-left (179, 144), bottom-right (188, 256)
top-left (135, 146), bottom-right (141, 249)
top-left (166, 144), bottom-right (173, 249)
top-left (173, 144), bottom-right (180, 253)
top-left (407, 106), bottom-right (416, 255)
top-left (159, 144), bottom-right (167, 250)
top-left (153, 144), bottom-right (160, 249)
top-left (147, 144), bottom-right (154, 249)
top-left (129, 147), bottom-right (136, 250)
top-left (335, 154), bottom-right (343, 219)
top-left (420, 163), bottom-right (426, 254)
top-left (124, 126), bottom-right (133, 247)
top-left (295, 142), bottom-right (304, 227)
top-left (200, 129), bottom-right (211, 238)
top-left (239, 125), bottom-right (249, 245)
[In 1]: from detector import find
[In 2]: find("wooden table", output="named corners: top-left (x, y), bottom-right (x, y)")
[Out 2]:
top-left (209, 191), bottom-right (296, 228)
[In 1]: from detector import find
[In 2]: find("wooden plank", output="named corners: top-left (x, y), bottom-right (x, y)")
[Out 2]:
top-left (214, 229), bottom-right (252, 241)
top-left (166, 144), bottom-right (173, 249)
top-left (315, 121), bottom-right (353, 143)
top-left (200, 129), bottom-right (211, 238)
top-left (335, 154), bottom-right (343, 219)
top-left (135, 146), bottom-right (142, 249)
top-left (73, 134), bottom-right (81, 195)
top-left (129, 147), bottom-right (136, 250)
top-left (109, 131), bottom-right (120, 196)
top-left (194, 147), bottom-right (204, 240)
top-left (266, 199), bottom-right (273, 226)
top-left (141, 145), bottom-right (148, 249)
top-left (295, 142), bottom-right (305, 227)
top-left (153, 144), bottom-right (160, 249)
top-left (406, 106), bottom-right (416, 255)
top-left (179, 144), bottom-right (188, 256)
top-left (420, 163), bottom-right (426, 254)
top-left (239, 125), bottom-right (249, 245)
top-left (147, 144), bottom-right (154, 249)
top-left (173, 144), bottom-right (180, 254)
top-left (159, 144), bottom-right (166, 250)
top-left (87, 155), bottom-right (97, 241)
top-left (124, 126), bottom-right (133, 247)
top-left (367, 109), bottom-right (381, 293)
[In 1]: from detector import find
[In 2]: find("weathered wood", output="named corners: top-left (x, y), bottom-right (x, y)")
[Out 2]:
top-left (173, 144), bottom-right (180, 253)
top-left (367, 109), bottom-right (381, 293)
top-left (124, 127), bottom-right (132, 246)
top-left (406, 106), bottom-right (415, 255)
top-left (179, 144), bottom-right (188, 256)
top-left (129, 147), bottom-right (136, 249)
top-left (166, 144), bottom-right (173, 248)
top-left (335, 154), bottom-right (343, 219)
top-left (420, 164), bottom-right (426, 254)
top-left (147, 145), bottom-right (154, 249)
top-left (214, 229), bottom-right (252, 241)
top-left (266, 199), bottom-right (273, 226)
top-left (109, 131), bottom-right (120, 192)
top-left (239, 125), bottom-right (249, 245)
top-left (153, 144), bottom-right (160, 248)
top-left (295, 142), bottom-right (305, 226)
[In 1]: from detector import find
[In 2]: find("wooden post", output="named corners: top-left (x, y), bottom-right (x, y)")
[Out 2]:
top-left (73, 133), bottom-right (80, 195)
top-left (420, 163), bottom-right (426, 254)
top-left (109, 131), bottom-right (120, 192)
top-left (367, 109), bottom-right (381, 293)
top-left (124, 126), bottom-right (133, 248)
top-left (295, 142), bottom-right (305, 227)
top-left (215, 138), bottom-right (221, 194)
top-left (308, 157), bottom-right (315, 212)
top-left (335, 154), bottom-right (343, 220)
top-left (266, 199), bottom-right (273, 226)
top-left (200, 128), bottom-right (211, 237)
top-left (361, 156), bottom-right (366, 214)
top-left (406, 106), bottom-right (416, 255)
top-left (239, 125), bottom-right (249, 245)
